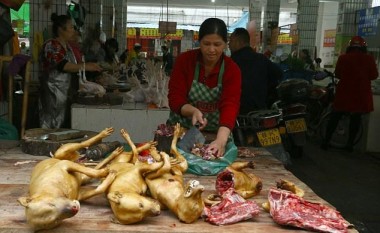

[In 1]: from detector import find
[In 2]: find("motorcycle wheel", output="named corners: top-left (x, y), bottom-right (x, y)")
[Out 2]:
top-left (281, 134), bottom-right (304, 158)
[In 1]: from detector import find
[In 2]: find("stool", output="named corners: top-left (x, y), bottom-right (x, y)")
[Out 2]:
top-left (0, 55), bottom-right (32, 139)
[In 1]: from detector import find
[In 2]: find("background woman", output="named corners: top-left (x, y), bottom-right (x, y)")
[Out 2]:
top-left (39, 13), bottom-right (102, 129)
top-left (321, 36), bottom-right (378, 151)
top-left (167, 17), bottom-right (241, 157)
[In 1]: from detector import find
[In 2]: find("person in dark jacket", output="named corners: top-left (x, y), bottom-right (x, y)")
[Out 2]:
top-left (321, 36), bottom-right (378, 152)
top-left (229, 27), bottom-right (282, 114)
top-left (161, 45), bottom-right (173, 76)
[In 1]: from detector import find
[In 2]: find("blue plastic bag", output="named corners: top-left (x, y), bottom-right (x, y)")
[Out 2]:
top-left (178, 140), bottom-right (238, 176)
top-left (0, 118), bottom-right (18, 140)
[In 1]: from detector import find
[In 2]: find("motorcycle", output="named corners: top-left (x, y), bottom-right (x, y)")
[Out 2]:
top-left (306, 69), bottom-right (336, 137)
top-left (272, 78), bottom-right (310, 158)
top-left (233, 109), bottom-right (290, 165)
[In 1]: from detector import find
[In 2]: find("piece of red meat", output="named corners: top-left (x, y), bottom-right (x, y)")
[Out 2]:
top-left (268, 188), bottom-right (352, 233)
top-left (203, 188), bottom-right (260, 225)
top-left (215, 170), bottom-right (234, 195)
top-left (191, 144), bottom-right (218, 160)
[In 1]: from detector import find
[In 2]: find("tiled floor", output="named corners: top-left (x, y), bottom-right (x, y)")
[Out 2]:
top-left (286, 141), bottom-right (380, 233)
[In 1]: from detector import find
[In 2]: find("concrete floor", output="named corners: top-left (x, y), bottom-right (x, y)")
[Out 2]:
top-left (286, 140), bottom-right (380, 233)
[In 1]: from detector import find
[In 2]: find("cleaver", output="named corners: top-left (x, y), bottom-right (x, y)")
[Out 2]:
top-left (177, 123), bottom-right (206, 153)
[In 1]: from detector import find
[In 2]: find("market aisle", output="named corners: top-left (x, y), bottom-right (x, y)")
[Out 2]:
top-left (286, 140), bottom-right (380, 233)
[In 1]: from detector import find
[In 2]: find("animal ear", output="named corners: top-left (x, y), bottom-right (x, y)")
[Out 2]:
top-left (17, 197), bottom-right (32, 207)
top-left (107, 192), bottom-right (121, 204)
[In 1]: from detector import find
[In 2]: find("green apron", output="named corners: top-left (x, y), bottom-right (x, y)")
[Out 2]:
top-left (168, 60), bottom-right (224, 132)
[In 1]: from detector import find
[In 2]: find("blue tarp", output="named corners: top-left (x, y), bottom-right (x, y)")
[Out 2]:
top-left (228, 11), bottom-right (249, 32)
top-left (128, 11), bottom-right (250, 33)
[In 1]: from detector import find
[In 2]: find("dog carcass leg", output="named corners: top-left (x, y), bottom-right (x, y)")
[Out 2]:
top-left (78, 170), bottom-right (117, 201)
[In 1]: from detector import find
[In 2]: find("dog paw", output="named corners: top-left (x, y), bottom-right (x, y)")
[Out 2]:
top-left (102, 127), bottom-right (114, 137)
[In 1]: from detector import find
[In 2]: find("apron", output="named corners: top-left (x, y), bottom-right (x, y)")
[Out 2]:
top-left (39, 42), bottom-right (77, 129)
top-left (168, 60), bottom-right (224, 132)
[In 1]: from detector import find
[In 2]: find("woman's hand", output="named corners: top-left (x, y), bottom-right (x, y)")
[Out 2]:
top-left (180, 104), bottom-right (208, 129)
top-left (192, 109), bottom-right (207, 130)
top-left (207, 138), bottom-right (227, 158)
top-left (206, 126), bottom-right (230, 158)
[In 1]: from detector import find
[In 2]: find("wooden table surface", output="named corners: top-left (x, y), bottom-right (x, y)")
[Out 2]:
top-left (0, 146), bottom-right (357, 233)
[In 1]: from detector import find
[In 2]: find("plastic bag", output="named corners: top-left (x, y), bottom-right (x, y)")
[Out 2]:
top-left (0, 118), bottom-right (18, 140)
top-left (179, 140), bottom-right (238, 176)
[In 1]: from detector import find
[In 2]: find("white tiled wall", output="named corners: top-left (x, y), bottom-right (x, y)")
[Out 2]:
top-left (71, 104), bottom-right (170, 143)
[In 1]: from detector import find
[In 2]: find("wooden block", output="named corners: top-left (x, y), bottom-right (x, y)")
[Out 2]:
top-left (48, 130), bottom-right (86, 141)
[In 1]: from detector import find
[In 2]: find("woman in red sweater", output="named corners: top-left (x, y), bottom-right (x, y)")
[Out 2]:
top-left (167, 18), bottom-right (241, 157)
top-left (321, 36), bottom-right (378, 151)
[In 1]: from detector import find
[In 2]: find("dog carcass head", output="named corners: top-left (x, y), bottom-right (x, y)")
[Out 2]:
top-left (18, 196), bottom-right (80, 230)
top-left (177, 180), bottom-right (205, 223)
top-left (107, 191), bottom-right (160, 224)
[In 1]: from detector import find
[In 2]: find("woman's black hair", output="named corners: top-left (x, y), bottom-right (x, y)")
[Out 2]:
top-left (51, 13), bottom-right (72, 37)
top-left (105, 38), bottom-right (119, 52)
top-left (199, 18), bottom-right (227, 43)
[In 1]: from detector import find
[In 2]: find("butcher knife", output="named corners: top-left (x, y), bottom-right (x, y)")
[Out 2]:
top-left (177, 123), bottom-right (206, 153)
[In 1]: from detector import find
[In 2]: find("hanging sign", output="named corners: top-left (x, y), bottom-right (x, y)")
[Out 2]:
top-left (140, 28), bottom-right (160, 39)
top-left (140, 28), bottom-right (183, 39)
top-left (357, 6), bottom-right (380, 37)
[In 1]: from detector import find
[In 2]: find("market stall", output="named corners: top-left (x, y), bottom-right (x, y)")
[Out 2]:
top-left (0, 146), bottom-right (357, 233)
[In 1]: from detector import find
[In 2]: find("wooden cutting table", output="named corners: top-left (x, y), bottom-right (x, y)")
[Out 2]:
top-left (0, 146), bottom-right (357, 233)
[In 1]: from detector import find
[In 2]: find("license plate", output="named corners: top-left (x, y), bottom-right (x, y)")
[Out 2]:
top-left (285, 118), bottom-right (307, 133)
top-left (256, 128), bottom-right (282, 147)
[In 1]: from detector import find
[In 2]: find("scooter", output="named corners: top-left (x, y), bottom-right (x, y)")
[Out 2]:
top-left (233, 109), bottom-right (290, 165)
top-left (272, 78), bottom-right (310, 158)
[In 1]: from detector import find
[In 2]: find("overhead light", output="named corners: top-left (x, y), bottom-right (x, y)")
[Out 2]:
top-left (211, 0), bottom-right (215, 2)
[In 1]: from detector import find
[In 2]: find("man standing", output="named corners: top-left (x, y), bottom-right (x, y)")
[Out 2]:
top-left (161, 45), bottom-right (173, 76)
top-left (229, 28), bottom-right (282, 114)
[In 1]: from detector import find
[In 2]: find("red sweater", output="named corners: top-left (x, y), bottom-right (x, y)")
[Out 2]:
top-left (168, 49), bottom-right (241, 130)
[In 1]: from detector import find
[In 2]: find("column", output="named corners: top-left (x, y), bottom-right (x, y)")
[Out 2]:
top-left (262, 0), bottom-right (280, 54)
top-left (335, 0), bottom-right (371, 55)
top-left (296, 0), bottom-right (319, 58)
top-left (248, 0), bottom-right (263, 51)
top-left (114, 0), bottom-right (127, 50)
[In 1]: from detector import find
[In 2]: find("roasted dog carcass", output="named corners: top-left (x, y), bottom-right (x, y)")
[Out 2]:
top-left (93, 130), bottom-right (163, 224)
top-left (216, 161), bottom-right (262, 199)
top-left (17, 128), bottom-right (116, 231)
top-left (145, 123), bottom-right (205, 223)
top-left (105, 160), bottom-right (162, 224)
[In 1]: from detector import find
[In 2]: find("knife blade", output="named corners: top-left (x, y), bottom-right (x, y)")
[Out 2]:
top-left (177, 123), bottom-right (206, 153)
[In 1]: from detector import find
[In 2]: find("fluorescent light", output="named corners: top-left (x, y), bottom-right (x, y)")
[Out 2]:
top-left (211, 0), bottom-right (215, 2)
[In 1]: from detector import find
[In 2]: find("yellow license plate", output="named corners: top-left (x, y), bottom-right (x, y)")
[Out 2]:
top-left (285, 118), bottom-right (307, 133)
top-left (256, 128), bottom-right (282, 147)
